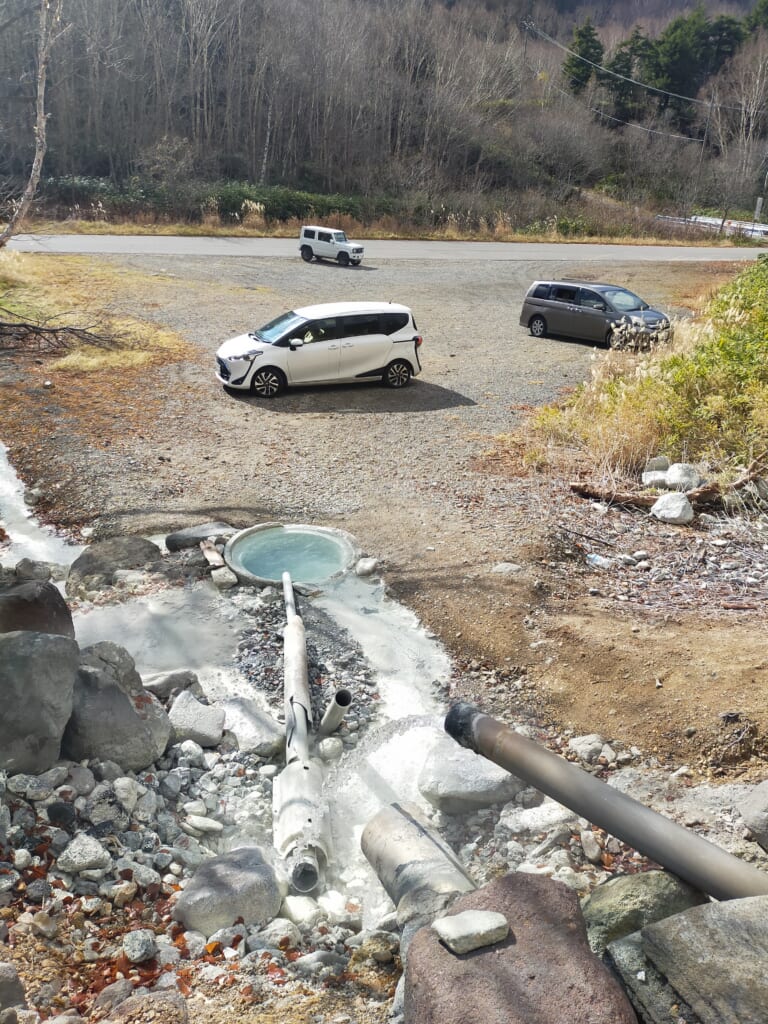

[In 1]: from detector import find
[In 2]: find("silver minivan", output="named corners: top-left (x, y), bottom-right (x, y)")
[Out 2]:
top-left (519, 280), bottom-right (671, 346)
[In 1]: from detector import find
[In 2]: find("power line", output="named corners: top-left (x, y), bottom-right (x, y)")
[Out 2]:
top-left (524, 19), bottom-right (749, 114)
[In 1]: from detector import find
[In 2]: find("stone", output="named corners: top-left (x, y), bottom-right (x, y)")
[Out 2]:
top-left (66, 536), bottom-right (162, 598)
top-left (62, 642), bottom-right (171, 772)
top-left (404, 873), bottom-right (636, 1024)
top-left (581, 870), bottom-right (708, 956)
top-left (122, 929), bottom-right (158, 963)
top-left (355, 557), bottom-right (379, 577)
top-left (666, 462), bottom-right (704, 491)
top-left (490, 562), bottom-right (522, 574)
top-left (736, 779), bottom-right (768, 852)
top-left (56, 834), bottom-right (113, 875)
top-left (607, 930), bottom-right (696, 1024)
top-left (0, 580), bottom-right (75, 637)
top-left (650, 492), bottom-right (694, 525)
top-left (165, 522), bottom-right (235, 552)
top-left (168, 691), bottom-right (225, 747)
top-left (210, 566), bottom-right (238, 590)
top-left (418, 732), bottom-right (526, 814)
top-left (247, 918), bottom-right (301, 952)
top-left (567, 733), bottom-right (605, 763)
top-left (317, 736), bottom-right (344, 761)
top-left (0, 965), bottom-right (27, 1010)
top-left (0, 631), bottom-right (79, 774)
top-left (220, 697), bottom-right (283, 756)
top-left (642, 894), bottom-right (768, 1024)
top-left (432, 910), bottom-right (509, 954)
top-left (142, 670), bottom-right (203, 702)
top-left (96, 991), bottom-right (188, 1024)
top-left (172, 846), bottom-right (281, 937)
top-left (644, 456), bottom-right (670, 472)
top-left (641, 470), bottom-right (668, 489)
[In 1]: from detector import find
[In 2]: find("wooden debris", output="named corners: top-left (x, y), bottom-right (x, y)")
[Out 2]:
top-left (199, 539), bottom-right (226, 567)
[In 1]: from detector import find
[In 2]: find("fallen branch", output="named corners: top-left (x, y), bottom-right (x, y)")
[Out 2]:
top-left (0, 306), bottom-right (117, 352)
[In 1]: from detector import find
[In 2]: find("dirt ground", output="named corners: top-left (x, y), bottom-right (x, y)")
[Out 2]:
top-left (2, 249), bottom-right (766, 784)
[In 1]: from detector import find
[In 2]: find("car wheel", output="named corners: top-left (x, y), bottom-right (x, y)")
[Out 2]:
top-left (337, 252), bottom-right (350, 266)
top-left (529, 315), bottom-right (547, 338)
top-left (300, 246), bottom-right (313, 262)
top-left (250, 367), bottom-right (286, 398)
top-left (606, 327), bottom-right (617, 348)
top-left (383, 360), bottom-right (411, 389)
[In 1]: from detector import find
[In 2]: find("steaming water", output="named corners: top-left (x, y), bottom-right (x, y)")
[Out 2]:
top-left (0, 442), bottom-right (83, 566)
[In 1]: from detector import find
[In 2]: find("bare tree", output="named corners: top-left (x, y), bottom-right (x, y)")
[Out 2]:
top-left (0, 0), bottom-right (67, 247)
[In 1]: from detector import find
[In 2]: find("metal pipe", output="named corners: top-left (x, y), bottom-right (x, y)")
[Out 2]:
top-left (317, 688), bottom-right (353, 738)
top-left (282, 571), bottom-right (297, 621)
top-left (272, 758), bottom-right (332, 894)
top-left (445, 703), bottom-right (768, 902)
top-left (361, 802), bottom-right (475, 910)
top-left (284, 614), bottom-right (310, 764)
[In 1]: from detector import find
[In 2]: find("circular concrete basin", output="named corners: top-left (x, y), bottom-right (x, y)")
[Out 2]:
top-left (224, 522), bottom-right (359, 587)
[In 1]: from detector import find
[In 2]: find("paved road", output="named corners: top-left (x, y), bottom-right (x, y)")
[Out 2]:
top-left (8, 233), bottom-right (765, 261)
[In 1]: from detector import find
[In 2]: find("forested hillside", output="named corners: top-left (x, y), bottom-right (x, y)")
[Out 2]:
top-left (1, 0), bottom-right (767, 230)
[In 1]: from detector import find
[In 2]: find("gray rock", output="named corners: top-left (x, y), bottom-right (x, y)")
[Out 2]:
top-left (432, 910), bottom-right (509, 954)
top-left (90, 979), bottom-right (134, 1015)
top-left (165, 522), bottom-right (235, 552)
top-left (142, 670), bottom-right (203, 702)
top-left (582, 870), bottom-right (709, 957)
top-left (644, 456), bottom-right (671, 472)
top-left (567, 733), bottom-right (605, 763)
top-left (247, 917), bottom-right (301, 952)
top-left (490, 561), bottom-right (522, 574)
top-left (650, 492), bottom-right (694, 525)
top-left (94, 990), bottom-right (188, 1024)
top-left (221, 697), bottom-right (283, 756)
top-left (0, 580), bottom-right (74, 638)
top-left (642, 894), bottom-right (768, 1024)
top-left (13, 559), bottom-right (53, 581)
top-left (355, 557), bottom-right (379, 577)
top-left (607, 930), bottom-right (696, 1024)
top-left (0, 964), bottom-right (26, 1010)
top-left (122, 929), bottom-right (158, 963)
top-left (66, 536), bottom-right (162, 598)
top-left (62, 642), bottom-right (171, 772)
top-left (168, 690), bottom-right (224, 747)
top-left (666, 463), bottom-right (704, 491)
top-left (210, 566), bottom-right (238, 590)
top-left (418, 732), bottom-right (526, 814)
top-left (736, 779), bottom-right (768, 852)
top-left (82, 782), bottom-right (130, 833)
top-left (641, 470), bottom-right (669, 489)
top-left (0, 631), bottom-right (79, 774)
top-left (172, 846), bottom-right (281, 937)
top-left (56, 834), bottom-right (112, 875)
top-left (404, 873), bottom-right (636, 1024)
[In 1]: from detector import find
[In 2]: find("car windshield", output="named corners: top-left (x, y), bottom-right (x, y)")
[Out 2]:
top-left (332, 231), bottom-right (348, 243)
top-left (253, 311), bottom-right (307, 344)
top-left (602, 288), bottom-right (648, 312)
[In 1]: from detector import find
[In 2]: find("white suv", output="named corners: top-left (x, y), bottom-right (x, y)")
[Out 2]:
top-left (299, 225), bottom-right (364, 266)
top-left (215, 301), bottom-right (423, 397)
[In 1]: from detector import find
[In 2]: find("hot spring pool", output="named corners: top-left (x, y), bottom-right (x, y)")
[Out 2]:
top-left (224, 523), bottom-right (359, 586)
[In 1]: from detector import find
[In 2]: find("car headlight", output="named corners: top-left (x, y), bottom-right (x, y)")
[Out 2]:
top-left (229, 349), bottom-right (262, 360)
top-left (630, 316), bottom-right (645, 327)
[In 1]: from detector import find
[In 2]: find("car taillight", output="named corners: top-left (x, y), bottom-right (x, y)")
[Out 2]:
top-left (414, 335), bottom-right (423, 347)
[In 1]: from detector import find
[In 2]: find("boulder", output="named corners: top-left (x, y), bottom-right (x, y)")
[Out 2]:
top-left (66, 536), bottom-right (162, 598)
top-left (172, 846), bottom-right (281, 937)
top-left (221, 697), bottom-right (283, 756)
top-left (168, 690), bottom-right (224, 747)
top-left (165, 522), bottom-right (236, 552)
top-left (642, 894), bottom-right (768, 1024)
top-left (0, 580), bottom-right (75, 638)
top-left (650, 492), bottom-right (694, 525)
top-left (418, 732), bottom-right (526, 814)
top-left (666, 462), bottom-right (704, 491)
top-left (62, 642), bottom-right (171, 772)
top-left (581, 870), bottom-right (708, 956)
top-left (607, 930), bottom-right (696, 1024)
top-left (0, 631), bottom-right (79, 774)
top-left (404, 873), bottom-right (637, 1024)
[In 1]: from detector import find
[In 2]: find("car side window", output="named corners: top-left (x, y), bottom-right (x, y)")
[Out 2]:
top-left (551, 286), bottom-right (578, 303)
top-left (531, 284), bottom-right (551, 299)
top-left (579, 289), bottom-right (606, 310)
top-left (380, 313), bottom-right (409, 334)
top-left (318, 231), bottom-right (332, 243)
top-left (341, 314), bottom-right (381, 337)
top-left (303, 229), bottom-right (315, 239)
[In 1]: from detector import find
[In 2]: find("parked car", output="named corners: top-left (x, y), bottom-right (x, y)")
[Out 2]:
top-left (519, 280), bottom-right (672, 347)
top-left (215, 301), bottom-right (422, 397)
top-left (299, 225), bottom-right (364, 266)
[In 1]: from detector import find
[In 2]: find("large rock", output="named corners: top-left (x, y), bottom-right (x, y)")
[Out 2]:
top-left (62, 642), bottom-right (171, 772)
top-left (642, 894), bottom-right (768, 1024)
top-left (0, 580), bottom-right (75, 638)
top-left (66, 536), bottom-right (162, 598)
top-left (581, 870), bottom-right (708, 956)
top-left (418, 732), bottom-right (526, 814)
top-left (0, 631), bottom-right (79, 774)
top-left (736, 779), bottom-right (768, 852)
top-left (607, 930), bottom-right (696, 1024)
top-left (172, 846), bottom-right (281, 937)
top-left (650, 492), bottom-right (694, 525)
top-left (165, 522), bottom-right (236, 552)
top-left (404, 873), bottom-right (637, 1024)
top-left (168, 690), bottom-right (224, 747)
top-left (221, 697), bottom-right (283, 756)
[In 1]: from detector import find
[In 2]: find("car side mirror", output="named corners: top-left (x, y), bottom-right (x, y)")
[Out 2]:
top-left (289, 338), bottom-right (304, 350)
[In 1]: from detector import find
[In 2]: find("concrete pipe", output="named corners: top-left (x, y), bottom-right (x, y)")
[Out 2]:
top-left (361, 802), bottom-right (476, 911)
top-left (273, 758), bottom-right (332, 894)
top-left (284, 614), bottom-right (310, 764)
top-left (318, 688), bottom-right (353, 738)
top-left (445, 703), bottom-right (768, 902)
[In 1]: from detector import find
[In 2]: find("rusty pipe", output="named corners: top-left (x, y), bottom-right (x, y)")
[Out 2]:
top-left (445, 703), bottom-right (768, 902)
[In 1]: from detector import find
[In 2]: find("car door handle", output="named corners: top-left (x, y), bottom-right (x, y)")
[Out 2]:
top-left (341, 342), bottom-right (354, 348)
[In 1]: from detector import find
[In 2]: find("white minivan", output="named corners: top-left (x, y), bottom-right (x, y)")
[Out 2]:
top-left (215, 301), bottom-right (423, 397)
top-left (299, 225), bottom-right (364, 266)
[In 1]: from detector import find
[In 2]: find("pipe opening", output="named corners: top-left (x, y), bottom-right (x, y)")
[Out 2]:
top-left (291, 855), bottom-right (321, 894)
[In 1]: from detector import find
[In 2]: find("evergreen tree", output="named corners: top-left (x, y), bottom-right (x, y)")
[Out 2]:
top-left (562, 18), bottom-right (603, 95)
